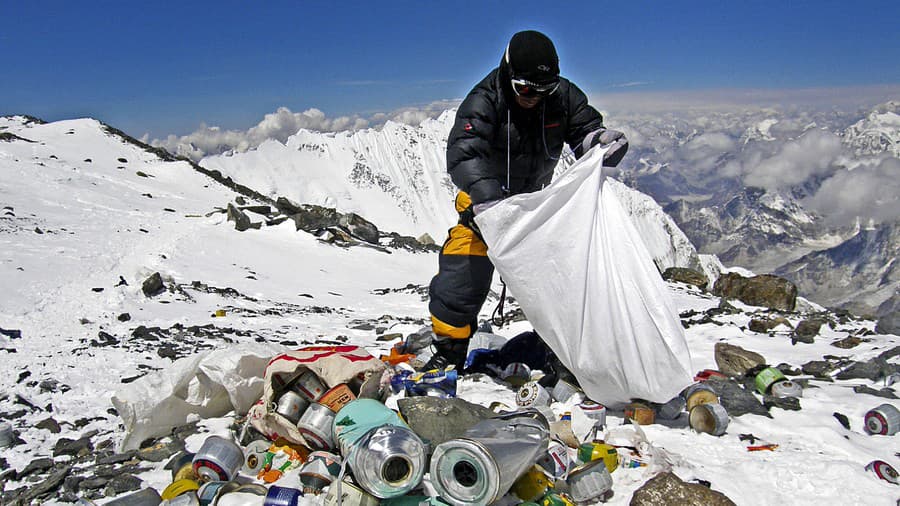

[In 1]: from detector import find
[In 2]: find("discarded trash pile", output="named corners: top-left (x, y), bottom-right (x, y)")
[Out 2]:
top-left (64, 330), bottom-right (899, 505)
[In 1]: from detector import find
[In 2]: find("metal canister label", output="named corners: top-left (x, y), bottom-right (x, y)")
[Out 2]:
top-left (538, 439), bottom-right (572, 479)
top-left (864, 403), bottom-right (900, 436)
top-left (300, 451), bottom-right (342, 495)
top-left (517, 381), bottom-right (552, 407)
top-left (297, 402), bottom-right (336, 450)
top-left (275, 391), bottom-right (309, 424)
top-left (865, 460), bottom-right (898, 484)
top-left (320, 383), bottom-right (356, 412)
top-left (689, 403), bottom-right (729, 436)
top-left (551, 380), bottom-right (583, 403)
top-left (754, 367), bottom-right (786, 395)
top-left (192, 436), bottom-right (244, 482)
top-left (577, 400), bottom-right (608, 427)
top-left (512, 465), bottom-right (553, 502)
top-left (542, 493), bottom-right (576, 506)
top-left (293, 370), bottom-right (327, 401)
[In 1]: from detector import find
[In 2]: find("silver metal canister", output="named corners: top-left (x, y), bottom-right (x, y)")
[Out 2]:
top-left (275, 390), bottom-right (310, 424)
top-left (550, 380), bottom-right (583, 403)
top-left (242, 439), bottom-right (270, 476)
top-left (770, 380), bottom-right (803, 398)
top-left (864, 403), bottom-right (900, 436)
top-left (517, 381), bottom-right (551, 408)
top-left (297, 402), bottom-right (336, 451)
top-left (566, 459), bottom-right (614, 503)
top-left (292, 370), bottom-right (326, 401)
top-left (192, 435), bottom-right (244, 482)
top-left (430, 409), bottom-right (550, 506)
top-left (653, 395), bottom-right (686, 420)
top-left (689, 403), bottom-right (729, 436)
top-left (577, 400), bottom-right (608, 427)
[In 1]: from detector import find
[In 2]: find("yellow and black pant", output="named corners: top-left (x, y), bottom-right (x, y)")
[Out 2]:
top-left (428, 192), bottom-right (494, 340)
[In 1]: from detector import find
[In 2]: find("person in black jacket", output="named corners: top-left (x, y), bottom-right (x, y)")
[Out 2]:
top-left (422, 30), bottom-right (628, 371)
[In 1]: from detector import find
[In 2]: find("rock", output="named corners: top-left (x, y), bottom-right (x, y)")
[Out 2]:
top-left (240, 205), bottom-right (271, 216)
top-left (662, 267), bottom-right (709, 291)
top-left (831, 336), bottom-right (864, 349)
top-left (340, 212), bottom-right (379, 244)
top-left (117, 313), bottom-right (131, 322)
top-left (836, 358), bottom-right (895, 382)
top-left (141, 272), bottom-right (165, 297)
top-left (275, 196), bottom-right (303, 215)
top-left (801, 360), bottom-right (839, 378)
top-left (833, 412), bottom-right (851, 430)
top-left (235, 196), bottom-right (247, 205)
top-left (290, 204), bottom-right (341, 232)
top-left (78, 476), bottom-right (110, 490)
top-left (763, 395), bottom-right (801, 411)
top-left (226, 203), bottom-right (253, 231)
top-left (630, 471), bottom-right (736, 506)
top-left (53, 436), bottom-right (93, 458)
top-left (794, 318), bottom-right (826, 343)
top-left (417, 233), bottom-right (436, 246)
top-left (852, 385), bottom-right (898, 399)
top-left (96, 450), bottom-right (137, 465)
top-left (19, 457), bottom-right (55, 478)
top-left (714, 343), bottom-right (766, 377)
top-left (136, 439), bottom-right (185, 462)
top-left (775, 363), bottom-right (802, 376)
top-left (705, 377), bottom-right (769, 418)
top-left (104, 474), bottom-right (143, 496)
top-left (398, 397), bottom-right (495, 450)
top-left (875, 290), bottom-right (900, 335)
top-left (712, 273), bottom-right (797, 311)
top-left (36, 417), bottom-right (61, 434)
top-left (20, 464), bottom-right (72, 503)
top-left (749, 316), bottom-right (792, 334)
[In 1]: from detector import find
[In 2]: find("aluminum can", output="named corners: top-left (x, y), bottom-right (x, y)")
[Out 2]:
top-left (770, 380), bottom-right (803, 398)
top-left (689, 403), bottom-right (729, 436)
top-left (292, 370), bottom-right (327, 401)
top-left (517, 381), bottom-right (552, 407)
top-left (430, 409), bottom-right (550, 506)
top-left (865, 460), bottom-right (899, 485)
top-left (297, 402), bottom-right (336, 450)
top-left (241, 439), bottom-right (270, 476)
top-left (275, 390), bottom-right (309, 424)
top-left (192, 435), bottom-right (244, 482)
top-left (754, 367), bottom-right (787, 395)
top-left (566, 459), bottom-right (613, 503)
top-left (684, 383), bottom-right (719, 411)
top-left (864, 403), bottom-right (900, 436)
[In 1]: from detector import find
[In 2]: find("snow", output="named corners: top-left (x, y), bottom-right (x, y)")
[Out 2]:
top-left (1, 117), bottom-right (899, 504)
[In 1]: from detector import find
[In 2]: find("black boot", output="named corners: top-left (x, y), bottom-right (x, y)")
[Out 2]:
top-left (421, 338), bottom-right (470, 372)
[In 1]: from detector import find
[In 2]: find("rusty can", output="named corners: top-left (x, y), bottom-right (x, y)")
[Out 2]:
top-left (864, 403), bottom-right (900, 436)
top-left (689, 403), bottom-right (729, 436)
top-left (517, 381), bottom-right (552, 407)
top-left (624, 402), bottom-right (656, 425)
top-left (275, 390), bottom-right (310, 424)
top-left (292, 370), bottom-right (327, 401)
top-left (320, 383), bottom-right (356, 412)
top-left (297, 402), bottom-right (336, 450)
top-left (192, 435), bottom-right (244, 482)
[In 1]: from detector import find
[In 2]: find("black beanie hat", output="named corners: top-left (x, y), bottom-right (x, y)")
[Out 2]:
top-left (505, 30), bottom-right (559, 84)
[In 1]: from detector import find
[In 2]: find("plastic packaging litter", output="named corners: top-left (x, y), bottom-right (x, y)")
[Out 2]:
top-left (390, 368), bottom-right (458, 398)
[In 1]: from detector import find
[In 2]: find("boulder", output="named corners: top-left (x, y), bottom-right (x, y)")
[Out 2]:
top-left (714, 343), bottom-right (766, 377)
top-left (662, 267), bottom-right (709, 291)
top-left (713, 273), bottom-right (797, 311)
top-left (275, 196), bottom-right (303, 215)
top-left (417, 233), bottom-right (436, 246)
top-left (290, 205), bottom-right (342, 232)
top-left (801, 360), bottom-right (839, 379)
top-left (141, 272), bottom-right (165, 297)
top-left (794, 318), bottom-right (826, 343)
top-left (226, 203), bottom-right (252, 231)
top-left (630, 472), bottom-right (736, 506)
top-left (748, 316), bottom-right (792, 334)
top-left (705, 377), bottom-right (769, 417)
top-left (397, 397), bottom-right (495, 450)
top-left (340, 212), bottom-right (380, 244)
top-left (875, 291), bottom-right (900, 335)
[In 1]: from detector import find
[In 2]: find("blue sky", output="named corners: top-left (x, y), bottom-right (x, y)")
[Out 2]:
top-left (3, 1), bottom-right (899, 138)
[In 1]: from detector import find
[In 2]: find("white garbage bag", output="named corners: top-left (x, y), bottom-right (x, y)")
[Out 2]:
top-left (475, 147), bottom-right (693, 405)
top-left (112, 342), bottom-right (281, 450)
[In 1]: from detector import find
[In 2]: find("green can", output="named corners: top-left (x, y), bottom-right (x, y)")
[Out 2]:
top-left (754, 367), bottom-right (786, 394)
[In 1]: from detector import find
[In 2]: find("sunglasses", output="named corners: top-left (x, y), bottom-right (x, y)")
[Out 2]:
top-left (511, 77), bottom-right (559, 98)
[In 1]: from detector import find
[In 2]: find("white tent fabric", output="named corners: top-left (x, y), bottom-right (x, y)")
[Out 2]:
top-left (475, 147), bottom-right (693, 405)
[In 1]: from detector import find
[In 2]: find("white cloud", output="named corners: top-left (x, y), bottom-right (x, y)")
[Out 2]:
top-left (743, 129), bottom-right (844, 189)
top-left (804, 156), bottom-right (900, 226)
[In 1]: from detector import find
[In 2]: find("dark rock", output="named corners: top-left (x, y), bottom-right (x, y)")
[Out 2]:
top-left (227, 203), bottom-right (253, 232)
top-left (878, 345), bottom-right (900, 361)
top-left (36, 417), bottom-right (61, 434)
top-left (748, 316), bottom-right (792, 334)
top-left (763, 395), bottom-right (801, 411)
top-left (240, 205), bottom-right (271, 216)
top-left (275, 196), bottom-right (303, 215)
top-left (290, 204), bottom-right (341, 232)
top-left (775, 363), bottom-right (802, 376)
top-left (235, 196), bottom-right (247, 205)
top-left (875, 290), bottom-right (900, 335)
top-left (79, 476), bottom-right (109, 490)
top-left (398, 397), bottom-right (495, 450)
top-left (801, 360), bottom-right (839, 378)
top-left (117, 157), bottom-right (128, 163)
top-left (377, 332), bottom-right (404, 342)
top-left (53, 436), bottom-right (93, 458)
top-left (705, 377), bottom-right (769, 417)
top-left (104, 474), bottom-right (143, 496)
top-left (630, 471), bottom-right (736, 506)
top-left (794, 318), bottom-right (825, 343)
top-left (117, 313), bottom-right (131, 322)
top-left (713, 273), bottom-right (797, 311)
top-left (20, 464), bottom-right (72, 502)
top-left (64, 474), bottom-right (84, 493)
top-left (852, 385), bottom-right (898, 399)
top-left (0, 328), bottom-right (22, 339)
top-left (141, 272), bottom-right (165, 297)
top-left (157, 344), bottom-right (179, 360)
top-left (836, 358), bottom-right (895, 382)
top-left (662, 267), bottom-right (709, 291)
top-left (833, 412), bottom-right (851, 430)
top-left (417, 233), bottom-right (436, 246)
top-left (96, 450), bottom-right (137, 466)
top-left (136, 439), bottom-right (185, 462)
top-left (19, 457), bottom-right (55, 478)
top-left (714, 343), bottom-right (766, 377)
top-left (831, 336), bottom-right (864, 349)
top-left (340, 212), bottom-right (379, 244)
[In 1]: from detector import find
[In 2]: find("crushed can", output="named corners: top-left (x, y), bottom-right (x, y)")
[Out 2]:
top-left (689, 403), bottom-right (729, 436)
top-left (518, 381), bottom-right (552, 407)
top-left (333, 399), bottom-right (426, 499)
top-left (577, 442), bottom-right (618, 473)
top-left (538, 439), bottom-right (573, 480)
top-left (684, 383), bottom-right (719, 412)
top-left (193, 435), bottom-right (244, 482)
top-left (566, 459), bottom-right (613, 504)
top-left (324, 479), bottom-right (381, 506)
top-left (512, 464), bottom-right (553, 502)
top-left (865, 460), bottom-right (899, 485)
top-left (430, 409), bottom-right (550, 506)
top-left (276, 390), bottom-right (310, 424)
top-left (864, 403), bottom-right (900, 436)
top-left (264, 485), bottom-right (303, 506)
top-left (299, 451), bottom-right (342, 495)
top-left (298, 402), bottom-right (336, 451)
top-left (320, 383), bottom-right (356, 412)
top-left (754, 367), bottom-right (787, 395)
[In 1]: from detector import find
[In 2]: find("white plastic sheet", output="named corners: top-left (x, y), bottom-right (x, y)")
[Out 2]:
top-left (111, 342), bottom-right (280, 450)
top-left (475, 147), bottom-right (693, 405)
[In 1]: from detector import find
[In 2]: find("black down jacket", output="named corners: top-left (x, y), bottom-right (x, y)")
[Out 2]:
top-left (446, 65), bottom-right (605, 205)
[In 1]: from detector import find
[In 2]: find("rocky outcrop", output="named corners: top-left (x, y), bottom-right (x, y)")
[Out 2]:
top-left (630, 472), bottom-right (736, 506)
top-left (714, 343), bottom-right (766, 377)
top-left (663, 267), bottom-right (709, 291)
top-left (713, 273), bottom-right (797, 311)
